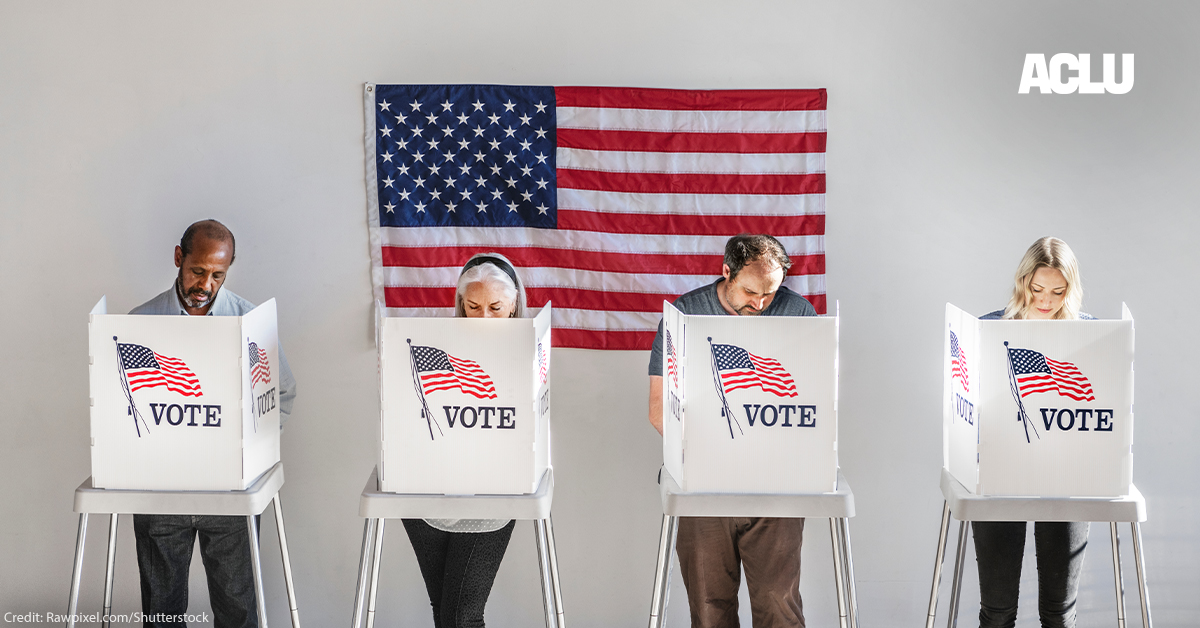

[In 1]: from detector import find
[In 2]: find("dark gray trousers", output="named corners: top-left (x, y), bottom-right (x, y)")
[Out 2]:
top-left (973, 521), bottom-right (1090, 628)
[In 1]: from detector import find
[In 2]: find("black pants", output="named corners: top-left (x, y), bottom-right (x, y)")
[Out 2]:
top-left (973, 521), bottom-right (1089, 628)
top-left (133, 514), bottom-right (260, 628)
top-left (402, 519), bottom-right (516, 628)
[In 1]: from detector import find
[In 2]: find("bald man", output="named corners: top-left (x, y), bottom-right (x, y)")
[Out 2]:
top-left (129, 220), bottom-right (295, 628)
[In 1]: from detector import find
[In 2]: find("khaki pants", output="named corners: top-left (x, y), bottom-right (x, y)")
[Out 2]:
top-left (676, 516), bottom-right (806, 628)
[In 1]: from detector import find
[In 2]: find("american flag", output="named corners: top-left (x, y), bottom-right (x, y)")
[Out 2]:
top-left (665, 328), bottom-right (680, 389)
top-left (949, 330), bottom-right (969, 392)
top-left (710, 343), bottom-right (797, 397)
top-left (249, 341), bottom-right (271, 387)
top-left (410, 344), bottom-right (498, 399)
top-left (1007, 347), bottom-right (1095, 402)
top-left (367, 84), bottom-right (827, 350)
top-left (536, 340), bottom-right (549, 385)
top-left (117, 342), bottom-right (202, 397)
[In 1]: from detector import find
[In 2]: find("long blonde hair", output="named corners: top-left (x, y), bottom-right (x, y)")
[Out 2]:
top-left (1002, 237), bottom-right (1083, 320)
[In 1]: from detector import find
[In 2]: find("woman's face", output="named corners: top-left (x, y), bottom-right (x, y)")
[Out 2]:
top-left (461, 280), bottom-right (516, 318)
top-left (1026, 266), bottom-right (1068, 320)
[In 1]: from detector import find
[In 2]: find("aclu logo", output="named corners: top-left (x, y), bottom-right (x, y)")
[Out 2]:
top-left (1018, 53), bottom-right (1133, 94)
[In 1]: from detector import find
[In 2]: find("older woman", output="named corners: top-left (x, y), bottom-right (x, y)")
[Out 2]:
top-left (402, 253), bottom-right (526, 628)
top-left (973, 237), bottom-right (1093, 628)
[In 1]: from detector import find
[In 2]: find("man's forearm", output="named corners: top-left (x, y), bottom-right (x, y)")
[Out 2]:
top-left (649, 376), bottom-right (664, 435)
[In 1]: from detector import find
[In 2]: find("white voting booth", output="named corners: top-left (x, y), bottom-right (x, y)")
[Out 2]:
top-left (377, 304), bottom-right (552, 495)
top-left (661, 302), bottom-right (839, 494)
top-left (87, 296), bottom-right (282, 491)
top-left (943, 303), bottom-right (1135, 497)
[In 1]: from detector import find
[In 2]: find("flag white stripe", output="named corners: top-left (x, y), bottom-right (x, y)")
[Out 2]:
top-left (557, 148), bottom-right (825, 175)
top-left (557, 107), bottom-right (827, 133)
top-left (382, 265), bottom-right (827, 295)
top-left (379, 226), bottom-right (824, 256)
top-left (382, 305), bottom-right (827, 332)
top-left (556, 188), bottom-right (824, 216)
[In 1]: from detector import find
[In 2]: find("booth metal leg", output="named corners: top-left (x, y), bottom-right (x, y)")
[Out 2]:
top-left (647, 514), bottom-right (677, 628)
top-left (926, 502), bottom-right (952, 628)
top-left (102, 514), bottom-right (118, 628)
top-left (535, 519), bottom-right (557, 628)
top-left (1131, 522), bottom-right (1153, 628)
top-left (1110, 522), bottom-right (1127, 628)
top-left (350, 519), bottom-right (377, 628)
top-left (829, 518), bottom-right (849, 628)
top-left (366, 520), bottom-right (386, 628)
top-left (247, 516), bottom-right (269, 628)
top-left (271, 496), bottom-right (302, 628)
top-left (838, 518), bottom-right (859, 628)
top-left (945, 520), bottom-right (969, 628)
top-left (66, 513), bottom-right (88, 628)
top-left (545, 515), bottom-right (566, 628)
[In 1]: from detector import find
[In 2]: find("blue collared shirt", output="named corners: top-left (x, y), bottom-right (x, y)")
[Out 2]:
top-left (130, 283), bottom-right (297, 422)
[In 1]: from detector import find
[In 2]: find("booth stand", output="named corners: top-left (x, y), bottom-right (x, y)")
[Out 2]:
top-left (350, 467), bottom-right (564, 628)
top-left (647, 467), bottom-right (859, 628)
top-left (924, 469), bottom-right (1150, 628)
top-left (65, 462), bottom-right (301, 628)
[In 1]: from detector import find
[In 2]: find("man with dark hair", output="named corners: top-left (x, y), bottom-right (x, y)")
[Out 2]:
top-left (648, 233), bottom-right (815, 628)
top-left (129, 219), bottom-right (295, 628)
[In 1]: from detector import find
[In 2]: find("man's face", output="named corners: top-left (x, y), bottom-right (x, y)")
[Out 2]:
top-left (721, 259), bottom-right (786, 316)
top-left (174, 237), bottom-right (233, 313)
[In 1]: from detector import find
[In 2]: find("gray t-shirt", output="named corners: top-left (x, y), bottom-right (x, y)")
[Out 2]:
top-left (648, 279), bottom-right (817, 376)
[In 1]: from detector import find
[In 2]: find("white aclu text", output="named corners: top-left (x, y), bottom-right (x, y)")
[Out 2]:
top-left (1018, 54), bottom-right (1133, 94)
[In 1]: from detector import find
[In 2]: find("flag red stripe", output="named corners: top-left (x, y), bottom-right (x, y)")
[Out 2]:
top-left (556, 86), bottom-right (828, 111)
top-left (558, 169), bottom-right (825, 196)
top-left (552, 328), bottom-right (653, 350)
top-left (557, 209), bottom-right (824, 236)
top-left (384, 286), bottom-right (824, 314)
top-left (383, 246), bottom-right (826, 276)
top-left (557, 128), bottom-right (827, 154)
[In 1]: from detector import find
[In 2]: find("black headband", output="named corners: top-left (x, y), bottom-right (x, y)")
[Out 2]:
top-left (459, 255), bottom-right (520, 289)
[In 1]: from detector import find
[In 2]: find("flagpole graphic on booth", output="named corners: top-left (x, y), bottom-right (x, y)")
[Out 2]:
top-left (113, 336), bottom-right (203, 437)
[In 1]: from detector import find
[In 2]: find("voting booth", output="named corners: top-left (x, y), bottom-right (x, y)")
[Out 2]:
top-left (87, 296), bottom-right (282, 491)
top-left (943, 303), bottom-right (1135, 497)
top-left (377, 304), bottom-right (552, 495)
top-left (661, 302), bottom-right (838, 494)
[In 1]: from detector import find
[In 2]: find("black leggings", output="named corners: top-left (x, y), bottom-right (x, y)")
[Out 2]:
top-left (402, 519), bottom-right (516, 628)
top-left (973, 521), bottom-right (1090, 628)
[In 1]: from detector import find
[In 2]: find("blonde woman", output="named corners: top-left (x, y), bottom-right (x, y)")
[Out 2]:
top-left (974, 237), bottom-right (1094, 628)
top-left (402, 253), bottom-right (525, 628)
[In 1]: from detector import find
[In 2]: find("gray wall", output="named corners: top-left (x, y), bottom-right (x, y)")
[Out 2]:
top-left (2, 2), bottom-right (1197, 626)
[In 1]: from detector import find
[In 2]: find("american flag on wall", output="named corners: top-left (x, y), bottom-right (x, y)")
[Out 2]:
top-left (365, 84), bottom-right (827, 350)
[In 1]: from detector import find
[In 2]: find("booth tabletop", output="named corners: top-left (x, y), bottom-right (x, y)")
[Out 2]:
top-left (659, 467), bottom-right (855, 518)
top-left (73, 462), bottom-right (284, 516)
top-left (359, 467), bottom-right (554, 520)
top-left (940, 468), bottom-right (1146, 523)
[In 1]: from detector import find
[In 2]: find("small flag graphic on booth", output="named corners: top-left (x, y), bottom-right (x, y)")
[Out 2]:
top-left (1005, 342), bottom-right (1096, 443)
top-left (249, 341), bottom-right (271, 387)
top-left (117, 342), bottom-right (203, 396)
top-left (950, 331), bottom-right (969, 392)
top-left (707, 338), bottom-right (798, 439)
top-left (665, 328), bottom-right (680, 390)
top-left (710, 343), bottom-right (798, 397)
top-left (537, 341), bottom-right (549, 385)
top-left (1007, 346), bottom-right (1095, 402)
top-left (113, 337), bottom-right (202, 437)
top-left (410, 345), bottom-right (498, 399)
